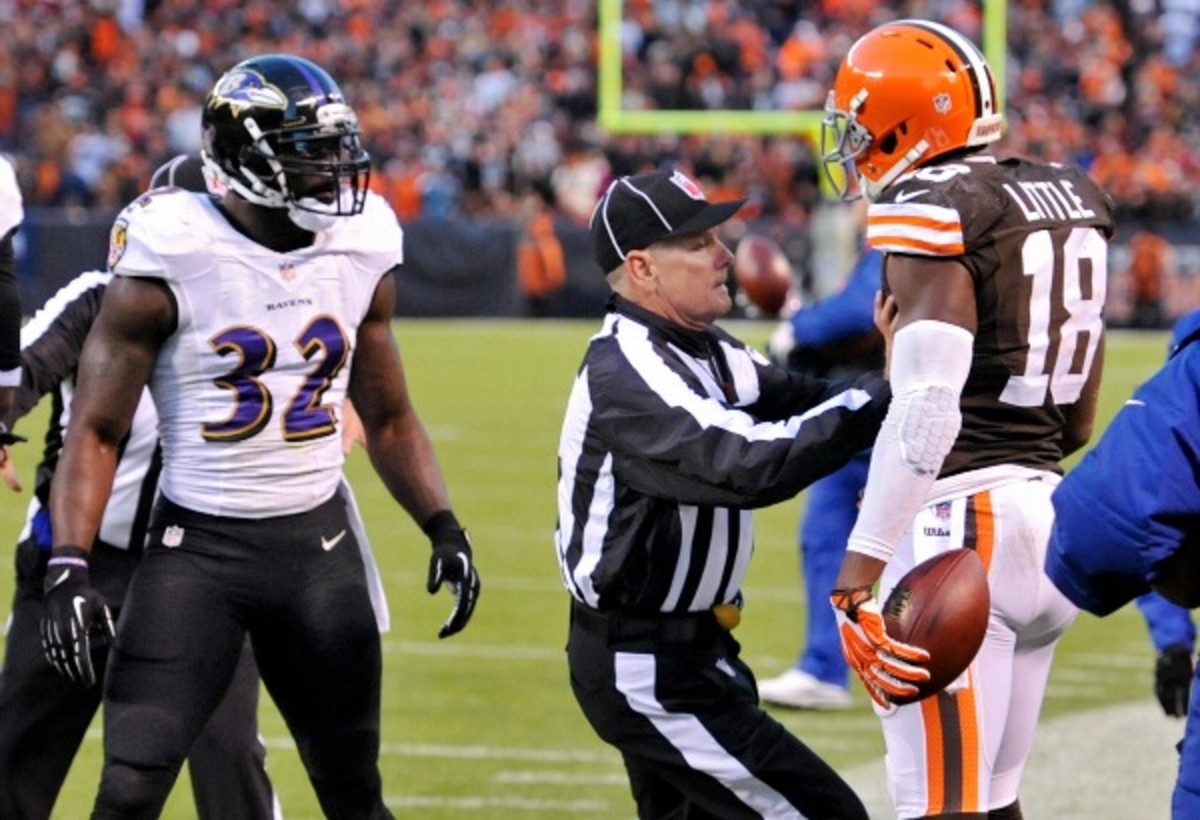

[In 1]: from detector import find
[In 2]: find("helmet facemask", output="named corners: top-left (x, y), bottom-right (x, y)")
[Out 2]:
top-left (822, 88), bottom-right (930, 202)
top-left (225, 112), bottom-right (370, 232)
top-left (821, 89), bottom-right (872, 201)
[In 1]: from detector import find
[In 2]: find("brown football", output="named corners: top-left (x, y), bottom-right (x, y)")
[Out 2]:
top-left (734, 232), bottom-right (792, 315)
top-left (882, 549), bottom-right (990, 705)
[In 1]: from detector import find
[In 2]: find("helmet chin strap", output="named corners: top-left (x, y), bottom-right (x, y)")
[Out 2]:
top-left (864, 139), bottom-right (930, 201)
top-left (287, 201), bottom-right (340, 232)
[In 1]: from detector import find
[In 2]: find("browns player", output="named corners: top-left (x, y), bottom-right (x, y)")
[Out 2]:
top-left (821, 19), bottom-right (1115, 819)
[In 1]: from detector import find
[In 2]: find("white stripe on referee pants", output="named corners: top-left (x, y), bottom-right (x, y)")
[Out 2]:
top-left (614, 652), bottom-right (803, 819)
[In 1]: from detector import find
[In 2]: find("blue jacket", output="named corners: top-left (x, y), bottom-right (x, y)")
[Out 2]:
top-left (1046, 324), bottom-right (1200, 616)
top-left (790, 249), bottom-right (881, 349)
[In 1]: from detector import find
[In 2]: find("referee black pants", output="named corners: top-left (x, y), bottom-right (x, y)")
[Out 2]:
top-left (567, 602), bottom-right (867, 819)
top-left (0, 539), bottom-right (274, 820)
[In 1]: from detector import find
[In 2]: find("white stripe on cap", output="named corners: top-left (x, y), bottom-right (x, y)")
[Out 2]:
top-left (619, 176), bottom-right (675, 233)
top-left (911, 19), bottom-right (995, 118)
top-left (593, 175), bottom-right (678, 263)
top-left (592, 179), bottom-right (627, 262)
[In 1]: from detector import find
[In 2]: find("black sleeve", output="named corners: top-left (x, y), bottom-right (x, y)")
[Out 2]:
top-left (7, 278), bottom-right (106, 424)
top-left (590, 345), bottom-right (890, 509)
top-left (0, 228), bottom-right (19, 376)
top-left (747, 357), bottom-right (848, 421)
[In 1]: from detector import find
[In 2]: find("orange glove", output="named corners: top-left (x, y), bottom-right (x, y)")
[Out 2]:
top-left (831, 586), bottom-right (930, 708)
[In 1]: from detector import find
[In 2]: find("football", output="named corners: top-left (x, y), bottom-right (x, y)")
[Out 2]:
top-left (882, 548), bottom-right (990, 705)
top-left (734, 232), bottom-right (792, 315)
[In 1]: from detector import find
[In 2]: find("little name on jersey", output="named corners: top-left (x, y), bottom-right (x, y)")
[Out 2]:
top-left (1002, 179), bottom-right (1096, 223)
top-left (266, 297), bottom-right (314, 312)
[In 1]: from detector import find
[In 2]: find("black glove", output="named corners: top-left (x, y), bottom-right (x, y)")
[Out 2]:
top-left (423, 510), bottom-right (480, 639)
top-left (0, 420), bottom-right (25, 447)
top-left (1154, 643), bottom-right (1195, 718)
top-left (40, 545), bottom-right (115, 687)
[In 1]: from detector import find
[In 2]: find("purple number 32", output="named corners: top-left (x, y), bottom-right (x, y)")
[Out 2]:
top-left (202, 316), bottom-right (349, 443)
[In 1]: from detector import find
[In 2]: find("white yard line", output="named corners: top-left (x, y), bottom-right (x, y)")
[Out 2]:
top-left (492, 770), bottom-right (629, 786)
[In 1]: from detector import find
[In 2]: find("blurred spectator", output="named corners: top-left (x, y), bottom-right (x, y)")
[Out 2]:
top-left (1125, 228), bottom-right (1175, 329)
top-left (0, 0), bottom-right (1194, 229)
top-left (515, 179), bottom-right (566, 317)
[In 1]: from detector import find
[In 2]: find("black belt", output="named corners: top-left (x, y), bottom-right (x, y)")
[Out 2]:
top-left (571, 599), bottom-right (723, 647)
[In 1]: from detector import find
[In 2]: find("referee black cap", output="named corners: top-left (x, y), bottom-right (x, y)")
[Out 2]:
top-left (589, 169), bottom-right (747, 274)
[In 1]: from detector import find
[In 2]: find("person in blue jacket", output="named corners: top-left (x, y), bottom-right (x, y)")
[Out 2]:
top-left (1135, 309), bottom-right (1200, 721)
top-left (758, 247), bottom-right (884, 709)
top-left (1046, 307), bottom-right (1200, 816)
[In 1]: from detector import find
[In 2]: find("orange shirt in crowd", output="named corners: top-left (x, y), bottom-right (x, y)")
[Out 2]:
top-left (1128, 229), bottom-right (1170, 303)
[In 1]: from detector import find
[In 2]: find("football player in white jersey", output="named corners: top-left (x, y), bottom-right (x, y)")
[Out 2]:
top-left (0, 155), bottom-right (284, 820)
top-left (38, 55), bottom-right (480, 818)
top-left (0, 154), bottom-right (24, 450)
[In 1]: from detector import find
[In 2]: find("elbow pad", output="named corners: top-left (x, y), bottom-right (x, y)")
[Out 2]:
top-left (847, 320), bottom-right (973, 562)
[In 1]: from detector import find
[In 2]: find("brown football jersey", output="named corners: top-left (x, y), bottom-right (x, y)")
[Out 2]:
top-left (867, 154), bottom-right (1115, 477)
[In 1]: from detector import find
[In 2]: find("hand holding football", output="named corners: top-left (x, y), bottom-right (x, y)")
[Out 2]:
top-left (734, 233), bottom-right (792, 315)
top-left (882, 549), bottom-right (989, 705)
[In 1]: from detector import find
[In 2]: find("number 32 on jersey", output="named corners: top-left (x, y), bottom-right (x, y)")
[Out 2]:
top-left (1000, 226), bottom-right (1107, 407)
top-left (202, 316), bottom-right (350, 443)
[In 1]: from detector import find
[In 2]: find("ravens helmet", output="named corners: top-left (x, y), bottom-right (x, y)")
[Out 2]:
top-left (201, 54), bottom-right (370, 229)
top-left (821, 20), bottom-right (1003, 201)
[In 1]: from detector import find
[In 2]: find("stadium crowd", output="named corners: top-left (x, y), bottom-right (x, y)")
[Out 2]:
top-left (1, 0), bottom-right (1196, 228)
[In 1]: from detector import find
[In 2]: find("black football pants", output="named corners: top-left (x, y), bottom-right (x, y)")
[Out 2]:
top-left (567, 604), bottom-right (868, 819)
top-left (0, 539), bottom-right (274, 820)
top-left (93, 493), bottom-right (390, 820)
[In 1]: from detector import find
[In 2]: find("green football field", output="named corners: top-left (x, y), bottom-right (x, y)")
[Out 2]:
top-left (0, 321), bottom-right (1175, 817)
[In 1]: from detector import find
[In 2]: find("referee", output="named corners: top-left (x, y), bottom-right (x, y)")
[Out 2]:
top-left (556, 168), bottom-right (891, 818)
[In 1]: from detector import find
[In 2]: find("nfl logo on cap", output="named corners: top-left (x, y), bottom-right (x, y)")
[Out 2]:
top-left (670, 170), bottom-right (706, 200)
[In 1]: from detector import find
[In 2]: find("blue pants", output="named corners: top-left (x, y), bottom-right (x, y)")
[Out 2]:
top-left (1175, 660), bottom-right (1200, 817)
top-left (796, 450), bottom-right (871, 688)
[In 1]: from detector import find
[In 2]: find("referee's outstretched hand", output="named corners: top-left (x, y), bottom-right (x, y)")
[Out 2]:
top-left (423, 511), bottom-right (481, 639)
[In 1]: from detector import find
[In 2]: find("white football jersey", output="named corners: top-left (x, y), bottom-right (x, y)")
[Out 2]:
top-left (108, 189), bottom-right (402, 517)
top-left (0, 155), bottom-right (22, 237)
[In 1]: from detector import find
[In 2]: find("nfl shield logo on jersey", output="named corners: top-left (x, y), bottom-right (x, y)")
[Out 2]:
top-left (162, 525), bottom-right (185, 548)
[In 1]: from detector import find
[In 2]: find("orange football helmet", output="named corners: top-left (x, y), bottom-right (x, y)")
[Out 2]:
top-left (821, 20), bottom-right (1004, 201)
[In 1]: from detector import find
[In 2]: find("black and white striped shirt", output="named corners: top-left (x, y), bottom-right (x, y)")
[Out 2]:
top-left (555, 295), bottom-right (890, 615)
top-left (0, 156), bottom-right (23, 389)
top-left (11, 271), bottom-right (161, 552)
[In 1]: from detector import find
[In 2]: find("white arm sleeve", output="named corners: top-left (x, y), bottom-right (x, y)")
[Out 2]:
top-left (847, 320), bottom-right (974, 562)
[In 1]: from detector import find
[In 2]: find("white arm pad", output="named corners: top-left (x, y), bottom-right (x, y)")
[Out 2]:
top-left (847, 320), bottom-right (974, 562)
